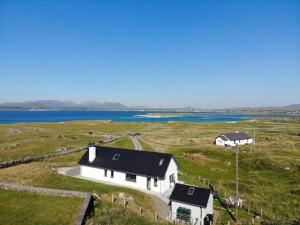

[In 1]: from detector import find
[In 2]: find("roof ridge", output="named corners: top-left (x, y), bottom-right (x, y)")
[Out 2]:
top-left (176, 183), bottom-right (210, 190)
top-left (96, 146), bottom-right (172, 156)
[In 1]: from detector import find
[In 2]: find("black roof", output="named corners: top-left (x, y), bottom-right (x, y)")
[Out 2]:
top-left (169, 183), bottom-right (211, 207)
top-left (79, 146), bottom-right (175, 179)
top-left (220, 132), bottom-right (252, 141)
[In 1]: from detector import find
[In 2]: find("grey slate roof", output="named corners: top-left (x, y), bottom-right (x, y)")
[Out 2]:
top-left (169, 183), bottom-right (211, 207)
top-left (219, 132), bottom-right (252, 141)
top-left (79, 146), bottom-right (176, 179)
top-left (219, 135), bottom-right (229, 141)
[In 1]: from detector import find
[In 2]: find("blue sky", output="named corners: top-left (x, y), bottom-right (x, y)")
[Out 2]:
top-left (0, 0), bottom-right (299, 108)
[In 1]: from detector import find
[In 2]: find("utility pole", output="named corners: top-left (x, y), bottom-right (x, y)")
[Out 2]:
top-left (183, 128), bottom-right (187, 145)
top-left (235, 145), bottom-right (239, 222)
top-left (253, 127), bottom-right (256, 151)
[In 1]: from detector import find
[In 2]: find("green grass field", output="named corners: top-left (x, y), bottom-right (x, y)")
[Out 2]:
top-left (0, 188), bottom-right (83, 225)
top-left (106, 136), bottom-right (135, 149)
top-left (0, 152), bottom-right (158, 224)
top-left (0, 118), bottom-right (299, 224)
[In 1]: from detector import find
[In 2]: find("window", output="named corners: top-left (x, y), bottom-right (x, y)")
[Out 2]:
top-left (176, 207), bottom-right (191, 223)
top-left (112, 154), bottom-right (120, 161)
top-left (111, 170), bottom-right (114, 178)
top-left (188, 187), bottom-right (195, 195)
top-left (159, 158), bottom-right (164, 166)
top-left (154, 178), bottom-right (158, 187)
top-left (125, 173), bottom-right (136, 182)
top-left (169, 174), bottom-right (175, 182)
top-left (104, 169), bottom-right (107, 177)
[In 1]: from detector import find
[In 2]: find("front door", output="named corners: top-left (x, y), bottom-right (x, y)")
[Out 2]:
top-left (147, 177), bottom-right (151, 190)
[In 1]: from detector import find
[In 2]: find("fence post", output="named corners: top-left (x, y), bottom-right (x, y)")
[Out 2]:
top-left (260, 208), bottom-right (263, 218)
top-left (155, 211), bottom-right (158, 222)
top-left (248, 202), bottom-right (250, 214)
top-left (139, 206), bottom-right (143, 216)
top-left (123, 197), bottom-right (126, 208)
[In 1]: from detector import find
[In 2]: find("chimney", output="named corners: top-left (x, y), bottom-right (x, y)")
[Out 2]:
top-left (88, 143), bottom-right (96, 162)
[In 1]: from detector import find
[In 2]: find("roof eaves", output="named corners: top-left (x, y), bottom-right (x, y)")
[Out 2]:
top-left (80, 162), bottom-right (165, 179)
top-left (169, 199), bottom-right (207, 208)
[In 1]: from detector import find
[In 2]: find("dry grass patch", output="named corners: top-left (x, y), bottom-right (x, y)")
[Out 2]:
top-left (100, 192), bottom-right (156, 220)
top-left (0, 162), bottom-right (58, 186)
top-left (182, 152), bottom-right (214, 164)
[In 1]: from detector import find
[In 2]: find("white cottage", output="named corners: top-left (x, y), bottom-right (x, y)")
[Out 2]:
top-left (169, 183), bottom-right (213, 225)
top-left (215, 132), bottom-right (253, 147)
top-left (79, 145), bottom-right (179, 194)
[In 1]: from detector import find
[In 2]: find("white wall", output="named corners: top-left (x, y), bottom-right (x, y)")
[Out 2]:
top-left (232, 138), bottom-right (253, 146)
top-left (215, 137), bottom-right (253, 147)
top-left (171, 201), bottom-right (201, 225)
top-left (150, 177), bottom-right (161, 193)
top-left (170, 194), bottom-right (213, 225)
top-left (81, 166), bottom-right (148, 190)
top-left (215, 137), bottom-right (226, 146)
top-left (80, 160), bottom-right (178, 194)
top-left (205, 194), bottom-right (214, 215)
top-left (160, 158), bottom-right (178, 193)
top-left (215, 137), bottom-right (234, 147)
top-left (81, 165), bottom-right (104, 180)
top-left (247, 138), bottom-right (253, 144)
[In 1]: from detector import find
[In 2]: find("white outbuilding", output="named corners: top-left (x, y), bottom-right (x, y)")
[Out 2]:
top-left (169, 183), bottom-right (213, 225)
top-left (214, 132), bottom-right (253, 147)
top-left (79, 145), bottom-right (179, 194)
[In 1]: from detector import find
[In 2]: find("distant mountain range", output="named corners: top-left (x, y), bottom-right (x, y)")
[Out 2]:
top-left (0, 100), bottom-right (299, 112)
top-left (227, 104), bottom-right (300, 111)
top-left (0, 100), bottom-right (133, 111)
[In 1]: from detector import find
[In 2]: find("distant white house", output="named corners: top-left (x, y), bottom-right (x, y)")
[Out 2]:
top-left (214, 132), bottom-right (253, 147)
top-left (79, 145), bottom-right (179, 194)
top-left (169, 183), bottom-right (213, 225)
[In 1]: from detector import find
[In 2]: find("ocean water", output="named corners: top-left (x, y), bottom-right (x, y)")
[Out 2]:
top-left (0, 110), bottom-right (294, 124)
